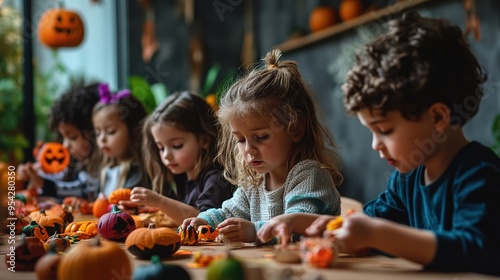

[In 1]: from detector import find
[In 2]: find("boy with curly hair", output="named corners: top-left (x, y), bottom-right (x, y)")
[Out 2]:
top-left (259, 11), bottom-right (500, 276)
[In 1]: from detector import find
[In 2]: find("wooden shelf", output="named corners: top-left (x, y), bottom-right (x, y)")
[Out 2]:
top-left (275, 0), bottom-right (439, 53)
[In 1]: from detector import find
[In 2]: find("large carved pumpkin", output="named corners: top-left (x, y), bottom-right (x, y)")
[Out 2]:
top-left (36, 142), bottom-right (70, 174)
top-left (125, 223), bottom-right (181, 259)
top-left (38, 9), bottom-right (84, 48)
top-left (58, 238), bottom-right (132, 280)
top-left (98, 205), bottom-right (136, 241)
top-left (29, 209), bottom-right (64, 236)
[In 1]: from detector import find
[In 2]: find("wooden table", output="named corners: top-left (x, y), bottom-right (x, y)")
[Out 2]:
top-left (1, 236), bottom-right (498, 280)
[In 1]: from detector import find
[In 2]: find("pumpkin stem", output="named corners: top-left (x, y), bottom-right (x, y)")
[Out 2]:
top-left (151, 255), bottom-right (161, 264)
top-left (91, 237), bottom-right (102, 247)
top-left (111, 204), bottom-right (122, 214)
top-left (148, 223), bottom-right (155, 229)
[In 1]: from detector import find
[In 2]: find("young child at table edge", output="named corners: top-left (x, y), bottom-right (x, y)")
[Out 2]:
top-left (17, 83), bottom-right (102, 200)
top-left (92, 83), bottom-right (149, 197)
top-left (182, 49), bottom-right (343, 243)
top-left (258, 11), bottom-right (500, 276)
top-left (130, 91), bottom-right (235, 225)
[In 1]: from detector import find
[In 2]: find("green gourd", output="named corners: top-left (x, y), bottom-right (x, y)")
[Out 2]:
top-left (206, 253), bottom-right (245, 280)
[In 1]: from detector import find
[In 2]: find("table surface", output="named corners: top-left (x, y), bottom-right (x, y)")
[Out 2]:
top-left (1, 237), bottom-right (498, 280)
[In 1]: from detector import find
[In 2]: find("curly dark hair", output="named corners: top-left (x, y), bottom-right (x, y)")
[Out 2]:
top-left (342, 11), bottom-right (487, 126)
top-left (49, 83), bottom-right (101, 135)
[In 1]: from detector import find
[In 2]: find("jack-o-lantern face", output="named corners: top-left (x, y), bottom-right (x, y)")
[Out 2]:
top-left (38, 142), bottom-right (70, 174)
top-left (38, 9), bottom-right (84, 48)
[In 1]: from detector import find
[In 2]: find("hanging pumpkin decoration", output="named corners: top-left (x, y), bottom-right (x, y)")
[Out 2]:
top-left (35, 243), bottom-right (62, 280)
top-left (177, 225), bottom-right (198, 245)
top-left (4, 235), bottom-right (46, 271)
top-left (57, 237), bottom-right (132, 280)
top-left (35, 142), bottom-right (71, 174)
top-left (92, 192), bottom-right (110, 218)
top-left (125, 223), bottom-right (181, 259)
top-left (38, 8), bottom-right (85, 48)
top-left (197, 225), bottom-right (219, 242)
top-left (132, 255), bottom-right (191, 280)
top-left (45, 233), bottom-right (71, 253)
top-left (22, 220), bottom-right (50, 241)
top-left (339, 0), bottom-right (363, 22)
top-left (98, 204), bottom-right (136, 241)
top-left (309, 6), bottom-right (337, 33)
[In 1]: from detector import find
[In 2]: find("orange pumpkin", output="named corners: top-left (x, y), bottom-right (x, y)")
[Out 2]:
top-left (36, 142), bottom-right (70, 174)
top-left (108, 188), bottom-right (132, 204)
top-left (38, 9), bottom-right (85, 48)
top-left (309, 6), bottom-right (337, 33)
top-left (57, 238), bottom-right (132, 280)
top-left (339, 0), bottom-right (363, 22)
top-left (197, 225), bottom-right (219, 241)
top-left (125, 223), bottom-right (181, 259)
top-left (35, 244), bottom-right (62, 280)
top-left (30, 210), bottom-right (64, 236)
top-left (178, 225), bottom-right (198, 245)
top-left (22, 220), bottom-right (49, 241)
top-left (92, 192), bottom-right (109, 218)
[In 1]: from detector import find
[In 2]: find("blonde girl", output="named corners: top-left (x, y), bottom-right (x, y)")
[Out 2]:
top-left (182, 49), bottom-right (343, 243)
top-left (130, 91), bottom-right (234, 225)
top-left (92, 83), bottom-right (148, 197)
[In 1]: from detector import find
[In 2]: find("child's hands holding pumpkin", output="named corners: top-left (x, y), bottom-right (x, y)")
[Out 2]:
top-left (217, 218), bottom-right (257, 243)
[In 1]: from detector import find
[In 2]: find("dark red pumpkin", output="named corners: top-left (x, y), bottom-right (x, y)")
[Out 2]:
top-left (177, 225), bottom-right (198, 245)
top-left (98, 204), bottom-right (136, 241)
top-left (37, 9), bottom-right (85, 48)
top-left (36, 142), bottom-right (70, 174)
top-left (197, 225), bottom-right (219, 242)
top-left (4, 235), bottom-right (46, 271)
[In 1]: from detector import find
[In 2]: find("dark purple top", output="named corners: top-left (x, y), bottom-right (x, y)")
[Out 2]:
top-left (165, 167), bottom-right (234, 211)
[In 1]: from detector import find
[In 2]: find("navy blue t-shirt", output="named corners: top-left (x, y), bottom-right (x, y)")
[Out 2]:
top-left (364, 141), bottom-right (500, 276)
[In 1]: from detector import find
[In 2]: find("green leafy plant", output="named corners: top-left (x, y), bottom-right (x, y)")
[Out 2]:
top-left (491, 114), bottom-right (500, 156)
top-left (0, 6), bottom-right (28, 163)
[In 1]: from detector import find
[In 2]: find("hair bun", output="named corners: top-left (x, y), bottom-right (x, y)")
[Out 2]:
top-left (265, 49), bottom-right (282, 70)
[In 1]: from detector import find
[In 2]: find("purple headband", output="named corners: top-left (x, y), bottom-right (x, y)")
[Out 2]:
top-left (98, 83), bottom-right (131, 104)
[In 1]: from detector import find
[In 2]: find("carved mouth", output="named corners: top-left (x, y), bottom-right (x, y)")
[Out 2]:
top-left (54, 27), bottom-right (78, 35)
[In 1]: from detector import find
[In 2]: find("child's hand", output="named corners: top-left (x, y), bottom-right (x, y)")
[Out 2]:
top-left (181, 217), bottom-right (208, 230)
top-left (257, 214), bottom-right (293, 246)
top-left (130, 186), bottom-right (161, 208)
top-left (333, 212), bottom-right (375, 255)
top-left (305, 215), bottom-right (337, 236)
top-left (217, 218), bottom-right (256, 243)
top-left (17, 162), bottom-right (43, 190)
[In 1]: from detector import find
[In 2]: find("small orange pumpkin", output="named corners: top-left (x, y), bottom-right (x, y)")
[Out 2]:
top-left (30, 210), bottom-right (64, 236)
top-left (38, 8), bottom-right (85, 48)
top-left (92, 192), bottom-right (110, 218)
top-left (309, 6), bottom-right (337, 33)
top-left (22, 220), bottom-right (50, 241)
top-left (177, 225), bottom-right (198, 245)
top-left (197, 225), bottom-right (219, 241)
top-left (125, 223), bottom-right (181, 259)
top-left (35, 243), bottom-right (62, 280)
top-left (108, 188), bottom-right (132, 204)
top-left (36, 142), bottom-right (70, 174)
top-left (57, 238), bottom-right (132, 280)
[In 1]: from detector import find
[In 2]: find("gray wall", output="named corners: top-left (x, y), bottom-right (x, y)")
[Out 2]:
top-left (257, 0), bottom-right (500, 203)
